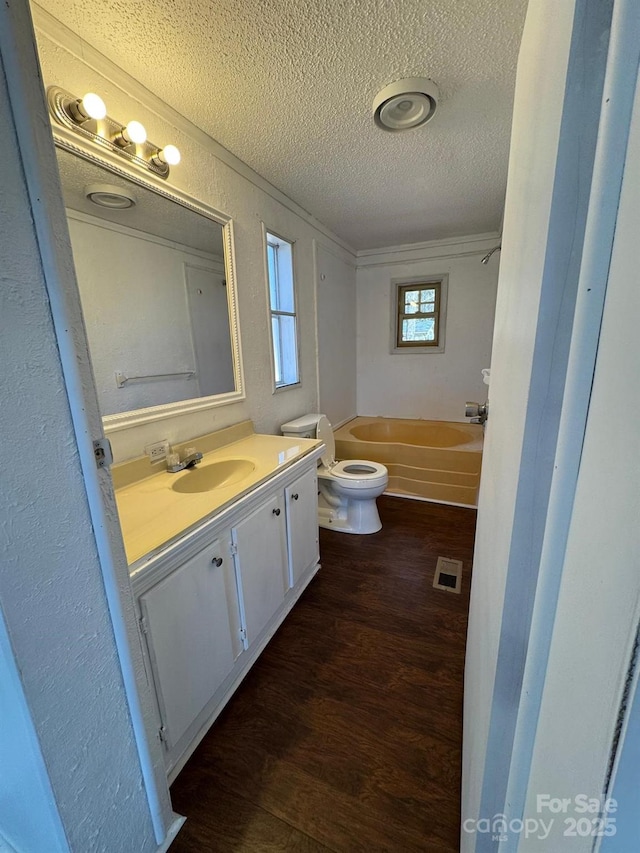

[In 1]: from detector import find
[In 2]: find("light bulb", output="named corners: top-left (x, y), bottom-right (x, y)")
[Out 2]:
top-left (81, 93), bottom-right (107, 120)
top-left (123, 120), bottom-right (147, 144)
top-left (68, 92), bottom-right (107, 123)
top-left (160, 144), bottom-right (181, 165)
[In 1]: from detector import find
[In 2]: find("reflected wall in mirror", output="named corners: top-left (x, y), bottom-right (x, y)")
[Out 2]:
top-left (56, 147), bottom-right (241, 423)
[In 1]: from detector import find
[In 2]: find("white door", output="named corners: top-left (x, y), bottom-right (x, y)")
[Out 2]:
top-left (233, 494), bottom-right (287, 645)
top-left (285, 468), bottom-right (319, 588)
top-left (184, 263), bottom-right (235, 397)
top-left (462, 0), bottom-right (639, 847)
top-left (140, 537), bottom-right (235, 750)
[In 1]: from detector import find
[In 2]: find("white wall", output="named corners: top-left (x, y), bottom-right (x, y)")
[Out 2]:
top-left (33, 6), bottom-right (356, 462)
top-left (356, 234), bottom-right (499, 423)
top-left (315, 241), bottom-right (357, 426)
top-left (0, 612), bottom-right (67, 852)
top-left (0, 7), bottom-right (171, 844)
top-left (519, 56), bottom-right (640, 851)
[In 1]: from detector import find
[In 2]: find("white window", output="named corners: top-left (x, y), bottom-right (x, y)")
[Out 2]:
top-left (391, 275), bottom-right (448, 354)
top-left (265, 231), bottom-right (299, 388)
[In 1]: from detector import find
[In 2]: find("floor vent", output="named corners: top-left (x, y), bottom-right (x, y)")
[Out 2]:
top-left (433, 557), bottom-right (463, 594)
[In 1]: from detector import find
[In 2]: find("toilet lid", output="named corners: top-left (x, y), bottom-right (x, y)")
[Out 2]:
top-left (316, 415), bottom-right (335, 468)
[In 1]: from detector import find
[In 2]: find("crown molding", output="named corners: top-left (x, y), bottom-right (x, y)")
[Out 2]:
top-left (356, 231), bottom-right (501, 268)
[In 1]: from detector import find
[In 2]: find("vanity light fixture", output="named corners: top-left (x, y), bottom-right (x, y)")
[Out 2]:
top-left (47, 86), bottom-right (181, 179)
top-left (373, 78), bottom-right (439, 132)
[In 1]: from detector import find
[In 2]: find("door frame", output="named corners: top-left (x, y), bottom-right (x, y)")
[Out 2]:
top-left (463, 0), bottom-right (640, 849)
top-left (0, 1), bottom-right (174, 843)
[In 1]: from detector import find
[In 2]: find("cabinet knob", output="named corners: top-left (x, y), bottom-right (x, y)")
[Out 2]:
top-left (292, 493), bottom-right (299, 501)
top-left (272, 507), bottom-right (281, 516)
top-left (211, 556), bottom-right (223, 567)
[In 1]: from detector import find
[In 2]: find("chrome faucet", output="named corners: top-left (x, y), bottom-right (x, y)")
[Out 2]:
top-left (465, 402), bottom-right (489, 425)
top-left (167, 449), bottom-right (203, 473)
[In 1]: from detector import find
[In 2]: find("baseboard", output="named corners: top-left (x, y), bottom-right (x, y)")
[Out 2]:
top-left (384, 490), bottom-right (477, 510)
top-left (331, 414), bottom-right (358, 430)
top-left (157, 814), bottom-right (186, 852)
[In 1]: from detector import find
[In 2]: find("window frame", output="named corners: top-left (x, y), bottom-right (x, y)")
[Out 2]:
top-left (390, 274), bottom-right (448, 354)
top-left (263, 226), bottom-right (301, 391)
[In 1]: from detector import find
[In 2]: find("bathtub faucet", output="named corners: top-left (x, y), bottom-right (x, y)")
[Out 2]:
top-left (465, 402), bottom-right (488, 425)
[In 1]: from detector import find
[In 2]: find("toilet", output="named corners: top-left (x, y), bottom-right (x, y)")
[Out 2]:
top-left (281, 414), bottom-right (388, 534)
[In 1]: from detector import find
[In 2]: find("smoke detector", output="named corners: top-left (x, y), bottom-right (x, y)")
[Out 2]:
top-left (373, 78), bottom-right (439, 132)
top-left (85, 183), bottom-right (136, 209)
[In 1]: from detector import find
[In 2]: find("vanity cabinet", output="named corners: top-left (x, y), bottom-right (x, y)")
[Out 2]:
top-left (139, 534), bottom-right (236, 752)
top-left (285, 467), bottom-right (320, 587)
top-left (132, 451), bottom-right (321, 780)
top-left (233, 493), bottom-right (287, 646)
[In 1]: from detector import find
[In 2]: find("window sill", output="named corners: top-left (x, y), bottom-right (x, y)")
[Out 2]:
top-left (390, 344), bottom-right (445, 354)
top-left (273, 381), bottom-right (302, 394)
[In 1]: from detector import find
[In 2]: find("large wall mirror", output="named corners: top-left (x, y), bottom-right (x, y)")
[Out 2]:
top-left (55, 144), bottom-right (244, 431)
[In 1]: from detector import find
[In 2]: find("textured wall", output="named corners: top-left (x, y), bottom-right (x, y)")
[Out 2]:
top-left (356, 237), bottom-right (498, 423)
top-left (0, 44), bottom-right (160, 852)
top-left (315, 242), bottom-right (357, 427)
top-left (34, 15), bottom-right (355, 463)
top-left (0, 612), bottom-right (67, 851)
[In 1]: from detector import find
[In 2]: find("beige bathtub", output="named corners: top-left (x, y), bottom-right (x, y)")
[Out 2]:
top-left (334, 416), bottom-right (483, 507)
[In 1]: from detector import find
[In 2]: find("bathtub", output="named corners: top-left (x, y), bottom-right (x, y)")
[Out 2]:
top-left (333, 416), bottom-right (483, 507)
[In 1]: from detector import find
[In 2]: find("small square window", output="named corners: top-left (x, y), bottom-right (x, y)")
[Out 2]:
top-left (391, 277), bottom-right (447, 354)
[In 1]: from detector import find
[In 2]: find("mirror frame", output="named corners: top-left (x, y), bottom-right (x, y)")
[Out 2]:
top-left (52, 128), bottom-right (245, 433)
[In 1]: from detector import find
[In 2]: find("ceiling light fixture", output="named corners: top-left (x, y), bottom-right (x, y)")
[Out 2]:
top-left (47, 86), bottom-right (181, 179)
top-left (373, 78), bottom-right (439, 132)
top-left (85, 183), bottom-right (137, 209)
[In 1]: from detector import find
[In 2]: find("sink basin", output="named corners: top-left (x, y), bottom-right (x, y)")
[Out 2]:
top-left (170, 458), bottom-right (256, 494)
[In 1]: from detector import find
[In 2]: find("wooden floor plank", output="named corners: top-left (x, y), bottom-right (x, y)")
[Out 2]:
top-left (170, 496), bottom-right (476, 851)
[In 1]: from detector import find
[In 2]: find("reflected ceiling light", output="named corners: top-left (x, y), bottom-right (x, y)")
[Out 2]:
top-left (86, 183), bottom-right (137, 209)
top-left (47, 86), bottom-right (181, 180)
top-left (373, 78), bottom-right (439, 132)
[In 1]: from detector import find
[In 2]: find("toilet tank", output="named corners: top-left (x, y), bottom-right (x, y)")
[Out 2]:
top-left (281, 413), bottom-right (324, 439)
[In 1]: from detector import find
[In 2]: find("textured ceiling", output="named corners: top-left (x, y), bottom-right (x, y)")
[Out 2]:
top-left (36, 0), bottom-right (528, 250)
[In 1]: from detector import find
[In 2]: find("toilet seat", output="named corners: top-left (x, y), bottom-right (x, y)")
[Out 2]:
top-left (333, 459), bottom-right (387, 479)
top-left (320, 459), bottom-right (388, 490)
top-left (315, 417), bottom-right (388, 489)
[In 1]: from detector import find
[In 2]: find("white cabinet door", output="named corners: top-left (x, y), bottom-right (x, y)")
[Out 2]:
top-left (285, 468), bottom-right (319, 587)
top-left (140, 537), bottom-right (235, 750)
top-left (233, 494), bottom-right (287, 645)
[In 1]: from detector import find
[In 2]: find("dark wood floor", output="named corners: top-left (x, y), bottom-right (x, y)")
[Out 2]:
top-left (170, 496), bottom-right (476, 852)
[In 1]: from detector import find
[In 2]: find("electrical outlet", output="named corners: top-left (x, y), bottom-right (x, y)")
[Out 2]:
top-left (145, 440), bottom-right (170, 463)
